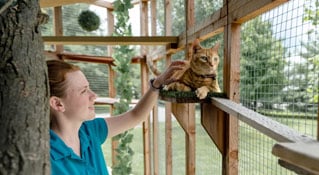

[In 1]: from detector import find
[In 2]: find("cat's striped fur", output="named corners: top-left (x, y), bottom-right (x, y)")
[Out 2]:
top-left (148, 39), bottom-right (221, 99)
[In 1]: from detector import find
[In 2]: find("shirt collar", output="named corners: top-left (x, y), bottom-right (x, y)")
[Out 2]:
top-left (50, 130), bottom-right (72, 160)
top-left (50, 128), bottom-right (90, 161)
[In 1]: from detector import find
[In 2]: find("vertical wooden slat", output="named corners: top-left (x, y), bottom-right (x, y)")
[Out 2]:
top-left (172, 103), bottom-right (196, 175)
top-left (106, 6), bottom-right (117, 167)
top-left (185, 0), bottom-right (194, 61)
top-left (164, 0), bottom-right (173, 174)
top-left (222, 1), bottom-right (240, 173)
top-left (53, 6), bottom-right (63, 53)
top-left (140, 1), bottom-right (151, 174)
top-left (108, 64), bottom-right (118, 166)
top-left (150, 1), bottom-right (159, 174)
top-left (184, 1), bottom-right (195, 175)
top-left (164, 0), bottom-right (172, 36)
top-left (152, 101), bottom-right (159, 175)
top-left (151, 0), bottom-right (157, 36)
top-left (141, 57), bottom-right (151, 175)
top-left (107, 8), bottom-right (114, 55)
top-left (185, 109), bottom-right (196, 175)
top-left (165, 56), bottom-right (172, 175)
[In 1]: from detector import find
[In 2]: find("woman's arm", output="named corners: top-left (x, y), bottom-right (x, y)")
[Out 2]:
top-left (104, 61), bottom-right (186, 138)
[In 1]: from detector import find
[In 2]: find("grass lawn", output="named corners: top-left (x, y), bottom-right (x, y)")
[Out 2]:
top-left (101, 105), bottom-right (315, 175)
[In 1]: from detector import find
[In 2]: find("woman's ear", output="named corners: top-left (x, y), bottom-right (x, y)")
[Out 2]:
top-left (49, 96), bottom-right (65, 112)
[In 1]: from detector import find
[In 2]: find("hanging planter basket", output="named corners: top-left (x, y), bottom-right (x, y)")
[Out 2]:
top-left (78, 10), bottom-right (100, 32)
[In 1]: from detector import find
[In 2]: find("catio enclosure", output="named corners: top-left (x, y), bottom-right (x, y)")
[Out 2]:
top-left (41, 0), bottom-right (318, 174)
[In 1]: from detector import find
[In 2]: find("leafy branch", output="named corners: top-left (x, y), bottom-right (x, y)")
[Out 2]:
top-left (111, 0), bottom-right (135, 174)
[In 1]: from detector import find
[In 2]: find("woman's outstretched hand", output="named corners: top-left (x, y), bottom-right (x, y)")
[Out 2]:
top-left (152, 60), bottom-right (188, 89)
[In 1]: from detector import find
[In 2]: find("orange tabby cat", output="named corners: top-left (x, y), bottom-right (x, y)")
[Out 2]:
top-left (148, 39), bottom-right (221, 99)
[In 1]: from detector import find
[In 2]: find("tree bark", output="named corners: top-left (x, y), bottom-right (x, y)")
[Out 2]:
top-left (0, 1), bottom-right (50, 174)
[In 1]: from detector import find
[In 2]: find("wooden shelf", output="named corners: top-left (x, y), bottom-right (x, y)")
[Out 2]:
top-left (159, 90), bottom-right (227, 103)
top-left (272, 142), bottom-right (319, 174)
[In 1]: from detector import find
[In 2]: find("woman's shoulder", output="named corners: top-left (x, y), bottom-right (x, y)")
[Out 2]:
top-left (81, 118), bottom-right (108, 143)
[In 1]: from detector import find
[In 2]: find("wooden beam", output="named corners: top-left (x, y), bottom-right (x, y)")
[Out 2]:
top-left (141, 58), bottom-right (151, 175)
top-left (58, 53), bottom-right (114, 64)
top-left (272, 142), bottom-right (319, 174)
top-left (164, 56), bottom-right (172, 175)
top-left (228, 0), bottom-right (288, 23)
top-left (53, 7), bottom-right (63, 53)
top-left (43, 36), bottom-right (178, 46)
top-left (211, 97), bottom-right (315, 142)
top-left (95, 97), bottom-right (138, 105)
top-left (222, 18), bottom-right (240, 175)
top-left (177, 0), bottom-right (287, 51)
top-left (40, 0), bottom-right (113, 9)
top-left (178, 7), bottom-right (226, 48)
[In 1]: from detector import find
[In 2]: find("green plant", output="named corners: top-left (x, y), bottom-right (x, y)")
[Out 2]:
top-left (111, 0), bottom-right (135, 174)
top-left (78, 10), bottom-right (100, 32)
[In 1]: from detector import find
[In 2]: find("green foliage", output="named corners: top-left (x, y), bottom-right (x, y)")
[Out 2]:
top-left (302, 0), bottom-right (319, 103)
top-left (303, 0), bottom-right (319, 25)
top-left (240, 16), bottom-right (286, 111)
top-left (78, 10), bottom-right (100, 32)
top-left (156, 0), bottom-right (221, 36)
top-left (111, 0), bottom-right (135, 174)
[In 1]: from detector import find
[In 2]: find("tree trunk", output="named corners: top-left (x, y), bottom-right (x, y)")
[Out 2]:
top-left (0, 1), bottom-right (50, 174)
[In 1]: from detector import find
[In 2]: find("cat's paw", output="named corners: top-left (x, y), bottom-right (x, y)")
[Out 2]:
top-left (195, 86), bottom-right (209, 99)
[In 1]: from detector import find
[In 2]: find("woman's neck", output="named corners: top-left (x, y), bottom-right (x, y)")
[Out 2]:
top-left (51, 119), bottom-right (82, 157)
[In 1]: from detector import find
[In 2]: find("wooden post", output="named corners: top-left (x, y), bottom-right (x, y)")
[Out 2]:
top-left (107, 8), bottom-right (114, 55)
top-left (141, 56), bottom-right (151, 175)
top-left (150, 1), bottom-right (159, 174)
top-left (171, 103), bottom-right (196, 175)
top-left (53, 6), bottom-right (63, 53)
top-left (108, 64), bottom-right (118, 166)
top-left (183, 1), bottom-right (196, 175)
top-left (165, 56), bottom-right (172, 175)
top-left (106, 5), bottom-right (118, 167)
top-left (140, 1), bottom-right (151, 174)
top-left (164, 0), bottom-right (173, 174)
top-left (222, 1), bottom-right (241, 173)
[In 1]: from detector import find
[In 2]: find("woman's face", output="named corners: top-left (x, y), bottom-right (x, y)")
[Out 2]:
top-left (61, 70), bottom-right (97, 122)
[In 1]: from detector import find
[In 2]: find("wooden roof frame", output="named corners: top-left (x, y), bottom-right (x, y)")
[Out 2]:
top-left (41, 0), bottom-right (287, 62)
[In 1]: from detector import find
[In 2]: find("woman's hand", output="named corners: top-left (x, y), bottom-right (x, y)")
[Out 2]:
top-left (152, 60), bottom-right (188, 89)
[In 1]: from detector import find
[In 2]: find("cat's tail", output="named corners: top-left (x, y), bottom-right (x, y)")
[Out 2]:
top-left (146, 56), bottom-right (162, 76)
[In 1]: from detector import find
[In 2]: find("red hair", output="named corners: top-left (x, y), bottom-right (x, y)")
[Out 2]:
top-left (47, 60), bottom-right (80, 97)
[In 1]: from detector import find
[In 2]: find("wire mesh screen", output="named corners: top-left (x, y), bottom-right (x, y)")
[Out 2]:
top-left (195, 104), bottom-right (223, 175)
top-left (239, 0), bottom-right (318, 174)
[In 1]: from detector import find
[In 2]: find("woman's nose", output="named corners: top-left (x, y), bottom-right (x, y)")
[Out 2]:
top-left (89, 89), bottom-right (98, 100)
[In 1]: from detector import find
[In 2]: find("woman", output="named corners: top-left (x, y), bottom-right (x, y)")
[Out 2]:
top-left (47, 60), bottom-right (185, 174)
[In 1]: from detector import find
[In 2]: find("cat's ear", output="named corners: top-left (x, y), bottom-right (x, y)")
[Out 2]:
top-left (192, 39), bottom-right (201, 51)
top-left (212, 42), bottom-right (221, 51)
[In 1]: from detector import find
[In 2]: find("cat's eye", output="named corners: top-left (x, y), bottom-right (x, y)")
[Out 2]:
top-left (200, 56), bottom-right (208, 61)
top-left (214, 57), bottom-right (218, 62)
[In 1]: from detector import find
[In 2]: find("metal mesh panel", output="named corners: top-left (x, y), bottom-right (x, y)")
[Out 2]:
top-left (239, 0), bottom-right (318, 174)
top-left (195, 104), bottom-right (223, 175)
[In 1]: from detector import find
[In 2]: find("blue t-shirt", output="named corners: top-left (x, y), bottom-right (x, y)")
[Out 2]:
top-left (50, 118), bottom-right (109, 175)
